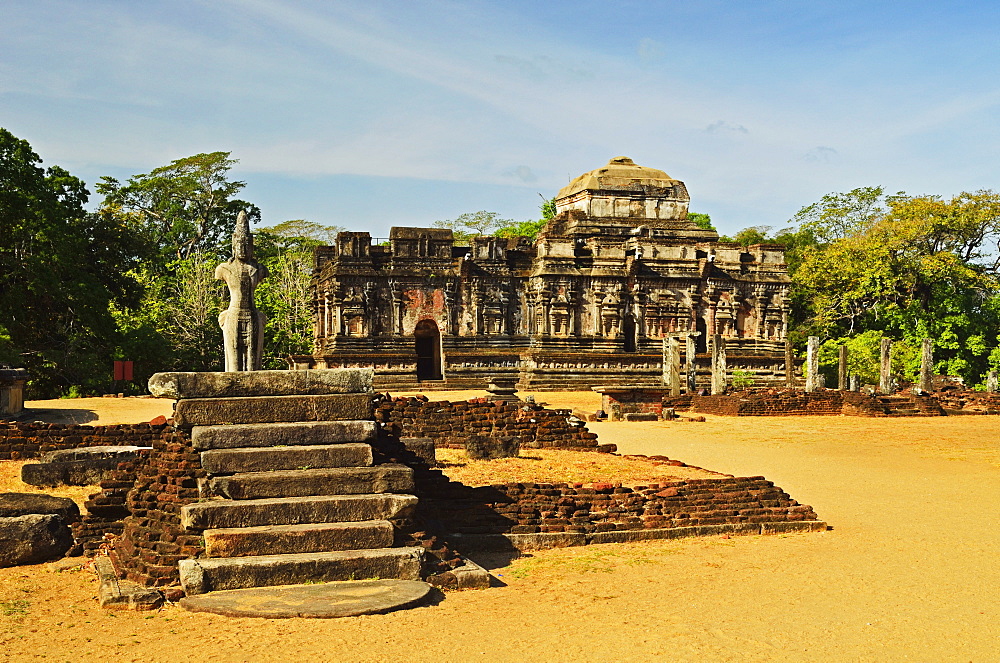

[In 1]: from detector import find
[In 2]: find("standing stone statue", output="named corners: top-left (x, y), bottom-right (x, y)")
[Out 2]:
top-left (216, 211), bottom-right (269, 371)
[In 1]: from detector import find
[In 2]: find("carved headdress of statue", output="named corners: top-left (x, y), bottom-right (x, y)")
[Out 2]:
top-left (215, 210), bottom-right (269, 371)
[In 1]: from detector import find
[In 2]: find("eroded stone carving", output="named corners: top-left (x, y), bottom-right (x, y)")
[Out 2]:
top-left (216, 210), bottom-right (268, 371)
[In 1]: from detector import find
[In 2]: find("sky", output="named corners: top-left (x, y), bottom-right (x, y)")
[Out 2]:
top-left (4, 0), bottom-right (1000, 238)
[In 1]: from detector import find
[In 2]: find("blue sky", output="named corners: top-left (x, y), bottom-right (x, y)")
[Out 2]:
top-left (4, 0), bottom-right (1000, 237)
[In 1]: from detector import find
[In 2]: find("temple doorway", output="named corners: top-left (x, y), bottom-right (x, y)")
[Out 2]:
top-left (415, 319), bottom-right (443, 381)
top-left (622, 314), bottom-right (637, 352)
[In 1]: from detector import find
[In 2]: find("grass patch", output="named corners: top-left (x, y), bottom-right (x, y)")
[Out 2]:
top-left (0, 600), bottom-right (30, 617)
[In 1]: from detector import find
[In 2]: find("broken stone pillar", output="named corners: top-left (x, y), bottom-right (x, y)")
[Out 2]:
top-left (837, 345), bottom-right (848, 391)
top-left (711, 335), bottom-right (726, 395)
top-left (987, 370), bottom-right (998, 394)
top-left (784, 339), bottom-right (794, 388)
top-left (849, 374), bottom-right (859, 392)
top-left (685, 334), bottom-right (698, 393)
top-left (919, 338), bottom-right (933, 392)
top-left (879, 338), bottom-right (892, 394)
top-left (805, 336), bottom-right (820, 392)
top-left (665, 337), bottom-right (681, 396)
top-left (215, 210), bottom-right (269, 372)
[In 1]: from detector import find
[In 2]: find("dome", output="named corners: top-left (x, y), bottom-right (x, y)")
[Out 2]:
top-left (555, 157), bottom-right (680, 201)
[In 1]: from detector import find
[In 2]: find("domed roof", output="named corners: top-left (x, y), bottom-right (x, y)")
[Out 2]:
top-left (555, 157), bottom-right (681, 200)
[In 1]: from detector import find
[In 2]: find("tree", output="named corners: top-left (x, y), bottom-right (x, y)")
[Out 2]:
top-left (262, 220), bottom-right (345, 246)
top-left (96, 152), bottom-right (258, 267)
top-left (791, 188), bottom-right (1000, 384)
top-left (433, 211), bottom-right (515, 245)
top-left (0, 128), bottom-right (145, 396)
top-left (689, 212), bottom-right (716, 231)
top-left (495, 196), bottom-right (557, 242)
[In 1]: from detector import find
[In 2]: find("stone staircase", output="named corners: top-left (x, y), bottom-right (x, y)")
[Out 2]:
top-left (177, 420), bottom-right (427, 603)
top-left (144, 370), bottom-right (433, 618)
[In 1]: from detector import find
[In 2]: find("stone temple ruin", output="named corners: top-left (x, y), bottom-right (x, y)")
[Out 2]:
top-left (291, 157), bottom-right (792, 390)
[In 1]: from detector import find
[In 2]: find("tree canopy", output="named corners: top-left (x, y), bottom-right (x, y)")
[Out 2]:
top-left (0, 128), bottom-right (146, 395)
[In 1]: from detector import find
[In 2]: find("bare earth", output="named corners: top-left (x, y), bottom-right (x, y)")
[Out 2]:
top-left (3, 392), bottom-right (1000, 661)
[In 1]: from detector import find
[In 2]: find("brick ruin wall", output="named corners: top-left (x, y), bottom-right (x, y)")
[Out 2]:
top-left (658, 389), bottom-right (911, 417)
top-left (375, 395), bottom-right (608, 451)
top-left (0, 422), bottom-right (164, 460)
top-left (2, 406), bottom-right (823, 588)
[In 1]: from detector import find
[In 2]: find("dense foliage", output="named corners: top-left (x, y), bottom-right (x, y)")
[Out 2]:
top-left (732, 186), bottom-right (1000, 387)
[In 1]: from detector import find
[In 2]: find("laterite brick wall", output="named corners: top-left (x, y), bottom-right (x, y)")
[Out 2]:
top-left (375, 395), bottom-right (605, 451)
top-left (0, 422), bottom-right (164, 460)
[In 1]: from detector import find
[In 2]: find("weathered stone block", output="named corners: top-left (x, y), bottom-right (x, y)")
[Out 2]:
top-left (203, 520), bottom-right (394, 558)
top-left (465, 435), bottom-right (520, 460)
top-left (200, 443), bottom-right (373, 473)
top-left (0, 514), bottom-right (74, 567)
top-left (205, 466), bottom-right (414, 500)
top-left (191, 420), bottom-right (377, 450)
top-left (0, 493), bottom-right (80, 521)
top-left (178, 547), bottom-right (423, 594)
top-left (180, 494), bottom-right (418, 530)
top-left (173, 394), bottom-right (372, 427)
top-left (148, 369), bottom-right (373, 399)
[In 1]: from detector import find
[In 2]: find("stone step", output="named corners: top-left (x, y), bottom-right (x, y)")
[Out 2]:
top-left (181, 494), bottom-right (417, 530)
top-left (178, 579), bottom-right (433, 618)
top-left (192, 421), bottom-right (377, 450)
top-left (200, 443), bottom-right (373, 473)
top-left (174, 394), bottom-right (371, 427)
top-left (206, 466), bottom-right (414, 500)
top-left (178, 547), bottom-right (424, 595)
top-left (203, 520), bottom-right (394, 558)
top-left (149, 369), bottom-right (373, 399)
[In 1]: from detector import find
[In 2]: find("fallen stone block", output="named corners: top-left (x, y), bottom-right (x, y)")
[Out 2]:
top-left (94, 556), bottom-right (163, 611)
top-left (0, 493), bottom-right (80, 521)
top-left (21, 446), bottom-right (149, 487)
top-left (0, 514), bottom-right (74, 567)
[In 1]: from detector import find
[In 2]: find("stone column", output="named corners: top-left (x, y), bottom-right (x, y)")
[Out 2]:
top-left (879, 338), bottom-right (892, 394)
top-left (784, 339), bottom-right (794, 388)
top-left (838, 345), bottom-right (848, 390)
top-left (987, 370), bottom-right (999, 393)
top-left (667, 337), bottom-right (681, 396)
top-left (917, 338), bottom-right (933, 392)
top-left (849, 374), bottom-right (859, 392)
top-left (686, 334), bottom-right (698, 393)
top-left (805, 336), bottom-right (820, 392)
top-left (711, 334), bottom-right (727, 395)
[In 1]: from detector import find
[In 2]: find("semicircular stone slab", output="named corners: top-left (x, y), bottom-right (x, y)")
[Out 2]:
top-left (178, 579), bottom-right (433, 618)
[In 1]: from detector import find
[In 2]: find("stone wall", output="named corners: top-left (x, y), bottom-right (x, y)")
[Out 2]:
top-left (114, 428), bottom-right (206, 588)
top-left (374, 395), bottom-right (606, 451)
top-left (0, 422), bottom-right (165, 460)
top-left (372, 438), bottom-right (824, 553)
top-left (72, 455), bottom-right (147, 556)
top-left (680, 390), bottom-right (887, 417)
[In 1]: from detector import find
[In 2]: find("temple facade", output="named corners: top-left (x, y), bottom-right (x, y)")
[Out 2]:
top-left (290, 157), bottom-right (791, 389)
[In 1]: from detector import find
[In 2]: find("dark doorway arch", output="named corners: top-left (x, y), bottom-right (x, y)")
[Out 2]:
top-left (696, 317), bottom-right (708, 353)
top-left (622, 314), bottom-right (637, 353)
top-left (415, 319), bottom-right (443, 381)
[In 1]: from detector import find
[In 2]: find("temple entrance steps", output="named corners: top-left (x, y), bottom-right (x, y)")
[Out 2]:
top-left (177, 420), bottom-right (429, 615)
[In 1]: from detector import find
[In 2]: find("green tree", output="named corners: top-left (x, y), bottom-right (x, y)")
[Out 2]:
top-left (433, 210), bottom-right (515, 245)
top-left (689, 212), bottom-right (715, 231)
top-left (792, 188), bottom-right (1000, 384)
top-left (96, 152), bottom-right (258, 267)
top-left (0, 128), bottom-right (145, 396)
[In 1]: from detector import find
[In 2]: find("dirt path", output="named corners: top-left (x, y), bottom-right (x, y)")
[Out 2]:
top-left (3, 396), bottom-right (999, 661)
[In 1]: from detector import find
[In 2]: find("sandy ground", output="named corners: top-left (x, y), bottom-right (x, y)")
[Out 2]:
top-left (3, 393), bottom-right (999, 661)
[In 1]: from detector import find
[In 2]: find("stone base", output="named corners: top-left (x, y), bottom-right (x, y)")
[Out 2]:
top-left (178, 579), bottom-right (433, 619)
